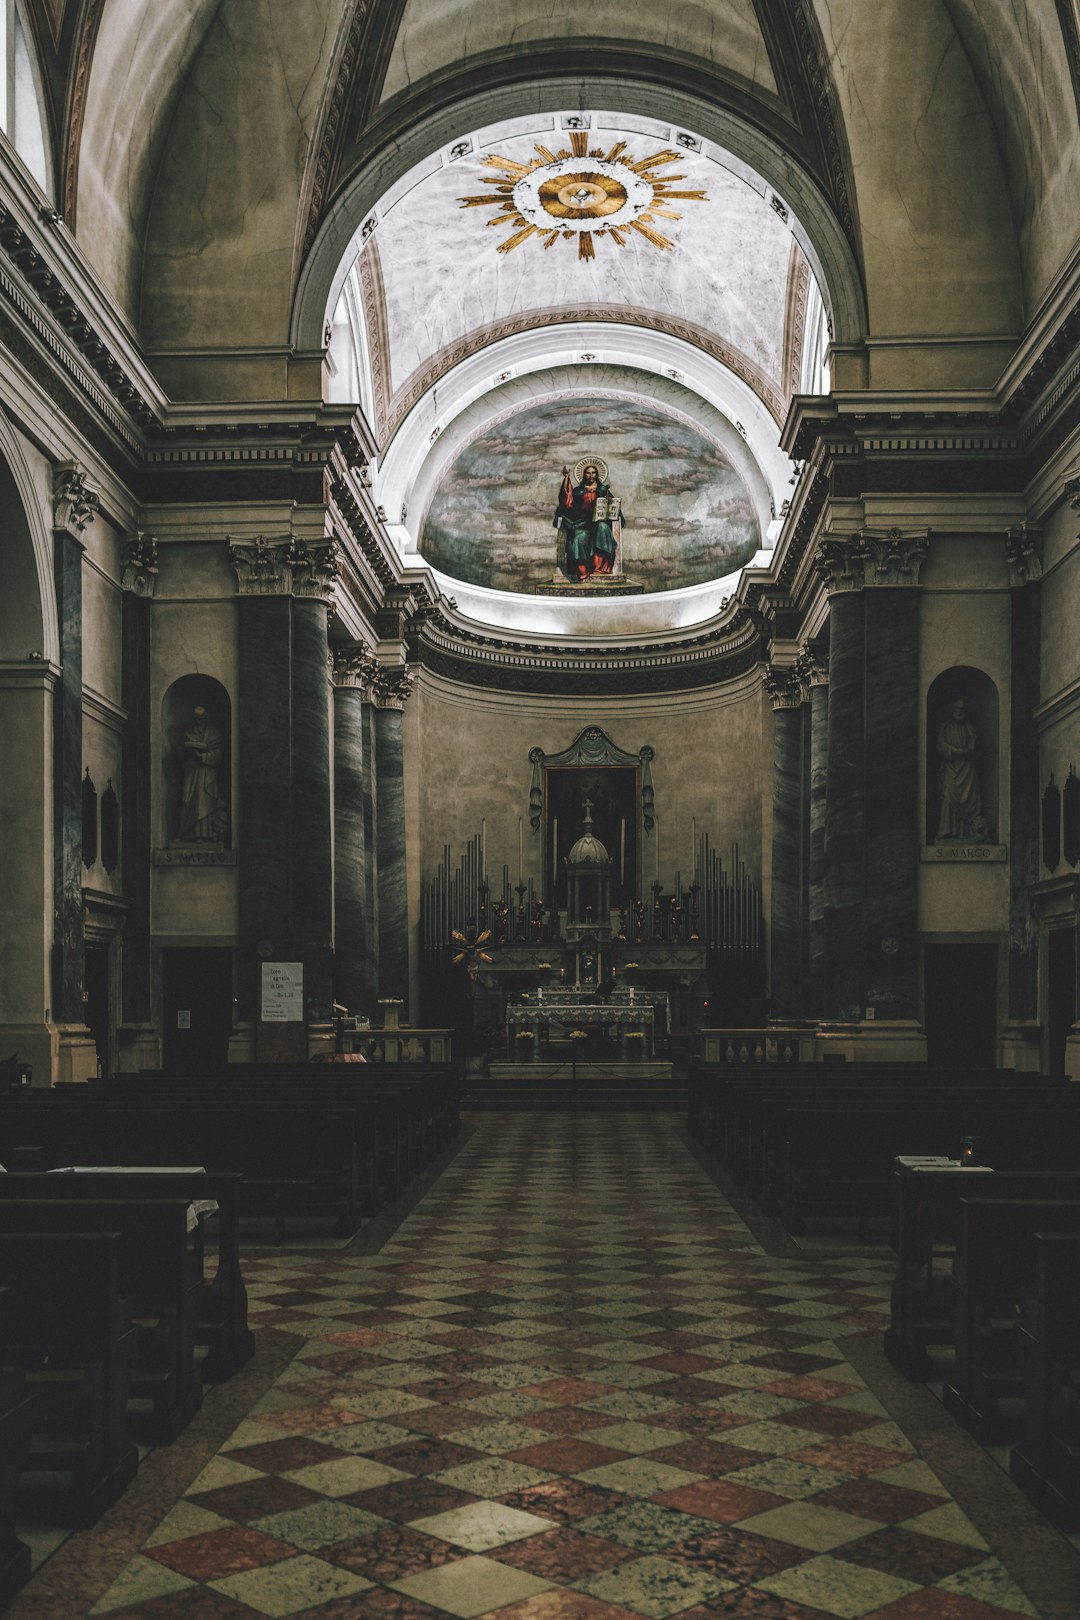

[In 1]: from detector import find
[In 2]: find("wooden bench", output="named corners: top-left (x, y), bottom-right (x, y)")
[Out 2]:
top-left (0, 1326), bottom-right (33, 1608)
top-left (1009, 1231), bottom-right (1080, 1531)
top-left (0, 1099), bottom-right (367, 1239)
top-left (883, 1168), bottom-right (1080, 1379)
top-left (0, 1199), bottom-right (203, 1444)
top-left (943, 1199), bottom-right (1080, 1443)
top-left (0, 1233), bottom-right (139, 1526)
top-left (0, 1171), bottom-right (253, 1382)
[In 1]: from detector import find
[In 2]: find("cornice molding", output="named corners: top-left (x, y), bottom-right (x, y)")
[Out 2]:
top-left (409, 602), bottom-right (764, 697)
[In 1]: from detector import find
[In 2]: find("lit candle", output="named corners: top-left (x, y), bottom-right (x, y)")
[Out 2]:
top-left (518, 816), bottom-right (522, 884)
top-left (481, 817), bottom-right (486, 874)
top-left (655, 822), bottom-right (660, 883)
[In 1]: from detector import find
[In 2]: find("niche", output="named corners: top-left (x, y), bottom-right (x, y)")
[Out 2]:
top-left (925, 667), bottom-right (998, 844)
top-left (162, 675), bottom-right (231, 847)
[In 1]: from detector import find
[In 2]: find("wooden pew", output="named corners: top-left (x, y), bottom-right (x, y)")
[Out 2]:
top-left (1010, 1232), bottom-right (1080, 1530)
top-left (0, 1199), bottom-right (203, 1443)
top-left (0, 1233), bottom-right (139, 1526)
top-left (0, 1322), bottom-right (33, 1608)
top-left (943, 1199), bottom-right (1080, 1443)
top-left (0, 1100), bottom-right (367, 1238)
top-left (884, 1168), bottom-right (1080, 1379)
top-left (0, 1171), bottom-right (253, 1382)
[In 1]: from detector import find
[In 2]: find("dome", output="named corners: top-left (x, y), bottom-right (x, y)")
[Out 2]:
top-left (567, 802), bottom-right (612, 867)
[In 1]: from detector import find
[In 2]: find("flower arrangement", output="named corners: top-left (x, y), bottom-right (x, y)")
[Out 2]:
top-left (516, 1029), bottom-right (535, 1039)
top-left (568, 1029), bottom-right (588, 1040)
top-left (625, 1031), bottom-right (646, 1039)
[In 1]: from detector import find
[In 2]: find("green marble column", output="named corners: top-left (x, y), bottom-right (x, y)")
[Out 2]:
top-left (51, 464), bottom-right (98, 1039)
top-left (767, 666), bottom-right (806, 1017)
top-left (1006, 527), bottom-right (1043, 1027)
top-left (119, 537), bottom-right (158, 1035)
top-left (332, 649), bottom-right (377, 1014)
top-left (374, 668), bottom-right (414, 1006)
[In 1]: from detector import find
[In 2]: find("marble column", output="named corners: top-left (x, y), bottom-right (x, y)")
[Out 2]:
top-left (802, 651), bottom-right (829, 1014)
top-left (374, 668), bottom-right (414, 1006)
top-left (291, 596), bottom-right (334, 1021)
top-left (863, 574), bottom-right (920, 1017)
top-left (1006, 526), bottom-right (1043, 1028)
top-left (232, 538), bottom-right (338, 1025)
top-left (332, 649), bottom-right (377, 1014)
top-left (119, 537), bottom-right (158, 1049)
top-left (51, 463), bottom-right (98, 1046)
top-left (362, 697), bottom-right (380, 1005)
top-left (767, 666), bottom-right (805, 1017)
top-left (819, 546), bottom-right (866, 1020)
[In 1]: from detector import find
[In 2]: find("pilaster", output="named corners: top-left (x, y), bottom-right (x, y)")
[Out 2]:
top-left (52, 461), bottom-right (99, 1079)
top-left (373, 666), bottom-right (415, 1008)
top-left (332, 646), bottom-right (379, 1014)
top-left (119, 534), bottom-right (158, 1067)
top-left (764, 660), bottom-right (805, 1017)
top-left (231, 537), bottom-right (338, 1026)
top-left (1004, 523), bottom-right (1044, 1053)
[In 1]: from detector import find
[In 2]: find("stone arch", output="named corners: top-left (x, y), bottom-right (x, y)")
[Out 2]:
top-left (925, 666), bottom-right (999, 845)
top-left (0, 420), bottom-right (58, 1082)
top-left (291, 76), bottom-right (868, 359)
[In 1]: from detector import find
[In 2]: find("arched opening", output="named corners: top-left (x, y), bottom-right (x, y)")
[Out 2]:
top-left (0, 435), bottom-right (56, 1083)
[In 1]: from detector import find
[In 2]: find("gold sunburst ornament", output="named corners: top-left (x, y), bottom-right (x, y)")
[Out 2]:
top-left (458, 132), bottom-right (708, 262)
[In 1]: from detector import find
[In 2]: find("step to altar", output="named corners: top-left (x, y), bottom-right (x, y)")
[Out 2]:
top-left (487, 1060), bottom-right (673, 1083)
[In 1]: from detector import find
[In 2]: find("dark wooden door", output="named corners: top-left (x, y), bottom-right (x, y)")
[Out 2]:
top-left (1047, 927), bottom-right (1077, 1079)
top-left (162, 948), bottom-right (233, 1071)
top-left (83, 941), bottom-right (110, 1078)
top-left (923, 944), bottom-right (998, 1070)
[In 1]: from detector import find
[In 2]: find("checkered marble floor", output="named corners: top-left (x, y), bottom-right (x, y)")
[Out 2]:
top-left (89, 1114), bottom-right (1041, 1619)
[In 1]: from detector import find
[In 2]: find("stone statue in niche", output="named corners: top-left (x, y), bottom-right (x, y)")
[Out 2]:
top-left (554, 457), bottom-right (622, 581)
top-left (935, 698), bottom-right (987, 842)
top-left (174, 704), bottom-right (227, 845)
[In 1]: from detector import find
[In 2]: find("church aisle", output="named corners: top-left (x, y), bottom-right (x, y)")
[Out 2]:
top-left (22, 1115), bottom-right (1065, 1619)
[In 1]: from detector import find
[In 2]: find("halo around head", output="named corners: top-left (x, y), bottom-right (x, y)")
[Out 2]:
top-left (573, 456), bottom-right (608, 485)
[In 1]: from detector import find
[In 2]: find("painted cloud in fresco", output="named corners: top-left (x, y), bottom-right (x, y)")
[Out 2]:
top-left (420, 396), bottom-right (760, 594)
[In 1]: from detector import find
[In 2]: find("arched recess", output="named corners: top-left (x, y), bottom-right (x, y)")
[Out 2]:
top-left (162, 675), bottom-right (231, 849)
top-left (0, 415), bottom-right (58, 1081)
top-left (925, 667), bottom-right (999, 846)
top-left (292, 76), bottom-right (868, 362)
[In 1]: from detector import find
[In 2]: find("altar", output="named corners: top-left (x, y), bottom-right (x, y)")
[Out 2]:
top-left (506, 994), bottom-right (665, 1060)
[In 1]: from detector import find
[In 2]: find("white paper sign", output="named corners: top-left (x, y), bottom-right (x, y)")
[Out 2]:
top-left (261, 961), bottom-right (304, 1022)
top-left (177, 1010), bottom-right (191, 1030)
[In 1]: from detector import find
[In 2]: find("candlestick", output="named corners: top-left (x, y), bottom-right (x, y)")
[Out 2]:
top-left (655, 822), bottom-right (660, 883)
top-left (518, 816), bottom-right (522, 884)
top-left (620, 818), bottom-right (625, 887)
top-left (481, 817), bottom-right (486, 875)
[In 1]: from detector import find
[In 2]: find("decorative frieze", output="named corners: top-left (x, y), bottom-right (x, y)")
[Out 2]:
top-left (53, 459), bottom-right (99, 539)
top-left (120, 533), bottom-right (159, 596)
top-left (229, 536), bottom-right (339, 599)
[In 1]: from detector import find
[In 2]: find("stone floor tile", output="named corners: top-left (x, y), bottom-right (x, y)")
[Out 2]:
top-left (145, 1525), bottom-right (300, 1580)
top-left (573, 1551), bottom-right (737, 1618)
top-left (390, 1552), bottom-right (555, 1616)
top-left (755, 1551), bottom-right (920, 1618)
top-left (208, 1554), bottom-right (373, 1616)
top-left (737, 1500), bottom-right (883, 1552)
top-left (935, 1557), bottom-right (1040, 1615)
top-left (249, 1499), bottom-right (391, 1552)
top-left (410, 1500), bottom-right (556, 1551)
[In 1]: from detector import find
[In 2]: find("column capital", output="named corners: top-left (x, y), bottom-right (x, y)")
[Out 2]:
top-left (815, 528), bottom-right (930, 594)
top-left (229, 536), bottom-right (340, 599)
top-left (763, 661), bottom-right (804, 711)
top-left (53, 459), bottom-right (99, 540)
top-left (795, 645), bottom-right (829, 689)
top-left (1005, 523), bottom-right (1043, 586)
top-left (373, 665), bottom-right (415, 710)
top-left (120, 533), bottom-right (159, 597)
top-left (331, 644), bottom-right (380, 696)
